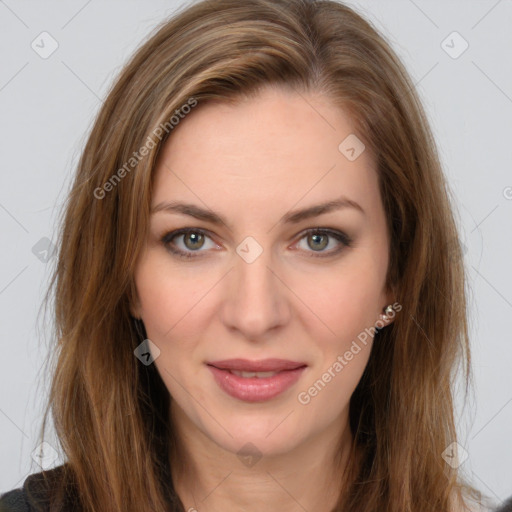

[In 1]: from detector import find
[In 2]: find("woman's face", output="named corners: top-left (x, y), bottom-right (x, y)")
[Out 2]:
top-left (132, 85), bottom-right (394, 459)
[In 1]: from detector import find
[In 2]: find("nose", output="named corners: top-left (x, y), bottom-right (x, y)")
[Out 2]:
top-left (220, 243), bottom-right (291, 341)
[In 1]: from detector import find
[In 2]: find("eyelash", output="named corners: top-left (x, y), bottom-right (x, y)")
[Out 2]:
top-left (160, 227), bottom-right (353, 260)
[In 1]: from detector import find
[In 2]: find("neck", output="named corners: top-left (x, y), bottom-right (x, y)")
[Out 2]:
top-left (168, 405), bottom-right (359, 512)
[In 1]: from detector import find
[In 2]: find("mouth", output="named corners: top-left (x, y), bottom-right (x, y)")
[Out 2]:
top-left (207, 358), bottom-right (307, 373)
top-left (206, 359), bottom-right (307, 402)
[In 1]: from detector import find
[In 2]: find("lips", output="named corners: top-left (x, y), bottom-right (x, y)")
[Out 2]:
top-left (206, 359), bottom-right (307, 402)
top-left (207, 358), bottom-right (306, 372)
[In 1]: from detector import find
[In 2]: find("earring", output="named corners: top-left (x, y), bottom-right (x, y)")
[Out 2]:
top-left (380, 304), bottom-right (394, 321)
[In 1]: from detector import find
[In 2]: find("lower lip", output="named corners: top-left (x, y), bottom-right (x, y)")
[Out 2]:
top-left (207, 365), bottom-right (307, 402)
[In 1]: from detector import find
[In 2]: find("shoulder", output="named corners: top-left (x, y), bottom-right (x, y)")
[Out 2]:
top-left (0, 486), bottom-right (29, 512)
top-left (456, 493), bottom-right (512, 512)
top-left (0, 464), bottom-right (74, 512)
top-left (494, 495), bottom-right (512, 512)
top-left (450, 489), bottom-right (512, 512)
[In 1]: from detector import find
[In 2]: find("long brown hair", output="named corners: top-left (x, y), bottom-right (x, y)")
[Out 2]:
top-left (35, 0), bottom-right (489, 510)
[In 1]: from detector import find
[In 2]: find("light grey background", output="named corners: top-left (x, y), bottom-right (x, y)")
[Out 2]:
top-left (1, 0), bottom-right (511, 504)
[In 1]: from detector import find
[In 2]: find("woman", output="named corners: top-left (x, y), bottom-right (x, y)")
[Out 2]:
top-left (0, 0), bottom-right (507, 511)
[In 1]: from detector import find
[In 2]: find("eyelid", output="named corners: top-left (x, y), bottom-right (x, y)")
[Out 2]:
top-left (160, 226), bottom-right (352, 260)
top-left (290, 227), bottom-right (352, 258)
top-left (160, 227), bottom-right (221, 255)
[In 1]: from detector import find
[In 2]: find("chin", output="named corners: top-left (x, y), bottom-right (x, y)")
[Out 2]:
top-left (201, 409), bottom-right (308, 459)
top-left (217, 430), bottom-right (303, 462)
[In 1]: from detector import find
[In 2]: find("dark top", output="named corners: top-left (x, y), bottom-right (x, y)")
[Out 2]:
top-left (1, 464), bottom-right (512, 511)
top-left (0, 465), bottom-right (75, 512)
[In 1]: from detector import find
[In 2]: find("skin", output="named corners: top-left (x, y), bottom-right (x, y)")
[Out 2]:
top-left (131, 84), bottom-right (395, 512)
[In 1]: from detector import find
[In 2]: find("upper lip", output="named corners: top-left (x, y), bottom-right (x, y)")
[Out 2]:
top-left (207, 358), bottom-right (307, 372)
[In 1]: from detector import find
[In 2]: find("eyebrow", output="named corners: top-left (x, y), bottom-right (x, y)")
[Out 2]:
top-left (150, 197), bottom-right (365, 230)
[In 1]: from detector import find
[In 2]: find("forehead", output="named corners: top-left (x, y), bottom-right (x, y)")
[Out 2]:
top-left (151, 86), bottom-right (380, 223)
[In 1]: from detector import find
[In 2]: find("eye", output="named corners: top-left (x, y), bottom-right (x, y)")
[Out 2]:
top-left (161, 228), bottom-right (218, 259)
top-left (160, 227), bottom-right (353, 260)
top-left (293, 228), bottom-right (353, 258)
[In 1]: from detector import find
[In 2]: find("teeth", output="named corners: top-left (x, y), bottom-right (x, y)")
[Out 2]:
top-left (230, 370), bottom-right (279, 378)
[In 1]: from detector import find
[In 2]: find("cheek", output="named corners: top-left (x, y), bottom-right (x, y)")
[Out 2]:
top-left (296, 273), bottom-right (377, 413)
top-left (136, 273), bottom-right (175, 337)
top-left (134, 255), bottom-right (207, 340)
top-left (299, 256), bottom-right (385, 343)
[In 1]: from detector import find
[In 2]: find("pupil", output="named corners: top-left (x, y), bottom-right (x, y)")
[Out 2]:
top-left (310, 233), bottom-right (327, 251)
top-left (185, 232), bottom-right (204, 250)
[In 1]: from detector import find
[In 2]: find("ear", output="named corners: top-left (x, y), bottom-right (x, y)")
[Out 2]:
top-left (130, 306), bottom-right (141, 320)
